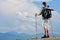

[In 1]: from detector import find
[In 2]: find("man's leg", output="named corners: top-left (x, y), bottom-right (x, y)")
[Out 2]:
top-left (41, 19), bottom-right (49, 38)
top-left (44, 27), bottom-right (49, 38)
top-left (44, 19), bottom-right (49, 38)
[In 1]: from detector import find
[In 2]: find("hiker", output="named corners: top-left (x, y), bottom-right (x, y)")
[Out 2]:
top-left (35, 2), bottom-right (54, 38)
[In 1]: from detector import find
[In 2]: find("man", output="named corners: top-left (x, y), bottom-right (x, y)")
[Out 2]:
top-left (35, 2), bottom-right (53, 38)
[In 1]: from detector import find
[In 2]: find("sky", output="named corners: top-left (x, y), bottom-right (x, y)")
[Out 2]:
top-left (0, 0), bottom-right (60, 35)
top-left (33, 0), bottom-right (60, 13)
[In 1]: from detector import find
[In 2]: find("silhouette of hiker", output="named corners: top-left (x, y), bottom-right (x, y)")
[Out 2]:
top-left (35, 2), bottom-right (54, 38)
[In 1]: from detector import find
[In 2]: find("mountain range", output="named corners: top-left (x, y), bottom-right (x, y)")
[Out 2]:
top-left (0, 32), bottom-right (60, 40)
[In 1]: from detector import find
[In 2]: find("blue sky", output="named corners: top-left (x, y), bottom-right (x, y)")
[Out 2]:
top-left (0, 0), bottom-right (60, 36)
top-left (33, 0), bottom-right (60, 13)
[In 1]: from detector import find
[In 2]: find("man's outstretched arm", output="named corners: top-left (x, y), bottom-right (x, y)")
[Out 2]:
top-left (35, 13), bottom-right (41, 16)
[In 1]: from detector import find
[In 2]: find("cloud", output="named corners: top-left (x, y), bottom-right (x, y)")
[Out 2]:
top-left (0, 0), bottom-right (39, 34)
top-left (31, 0), bottom-right (52, 2)
top-left (14, 25), bottom-right (36, 34)
top-left (0, 27), bottom-right (11, 33)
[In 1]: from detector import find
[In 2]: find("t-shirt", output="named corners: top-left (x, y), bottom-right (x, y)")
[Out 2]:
top-left (39, 7), bottom-right (47, 19)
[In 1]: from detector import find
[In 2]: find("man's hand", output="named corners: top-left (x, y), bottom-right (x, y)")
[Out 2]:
top-left (35, 13), bottom-right (37, 16)
top-left (35, 13), bottom-right (40, 16)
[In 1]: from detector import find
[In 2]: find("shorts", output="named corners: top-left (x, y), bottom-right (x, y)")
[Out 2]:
top-left (42, 19), bottom-right (51, 30)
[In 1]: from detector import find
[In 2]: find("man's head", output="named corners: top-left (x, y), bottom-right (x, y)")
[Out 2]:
top-left (42, 2), bottom-right (46, 7)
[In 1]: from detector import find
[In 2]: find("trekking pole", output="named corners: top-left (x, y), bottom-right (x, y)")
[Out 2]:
top-left (49, 19), bottom-right (54, 40)
top-left (35, 13), bottom-right (38, 40)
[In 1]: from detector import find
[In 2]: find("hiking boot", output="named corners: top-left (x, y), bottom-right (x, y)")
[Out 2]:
top-left (41, 35), bottom-right (46, 38)
top-left (47, 35), bottom-right (49, 38)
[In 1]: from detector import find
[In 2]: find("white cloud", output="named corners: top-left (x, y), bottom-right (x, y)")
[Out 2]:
top-left (52, 11), bottom-right (60, 21)
top-left (0, 0), bottom-right (39, 34)
top-left (31, 0), bottom-right (52, 2)
top-left (15, 25), bottom-right (36, 34)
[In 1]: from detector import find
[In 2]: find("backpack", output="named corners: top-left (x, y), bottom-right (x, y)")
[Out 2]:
top-left (42, 8), bottom-right (52, 19)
